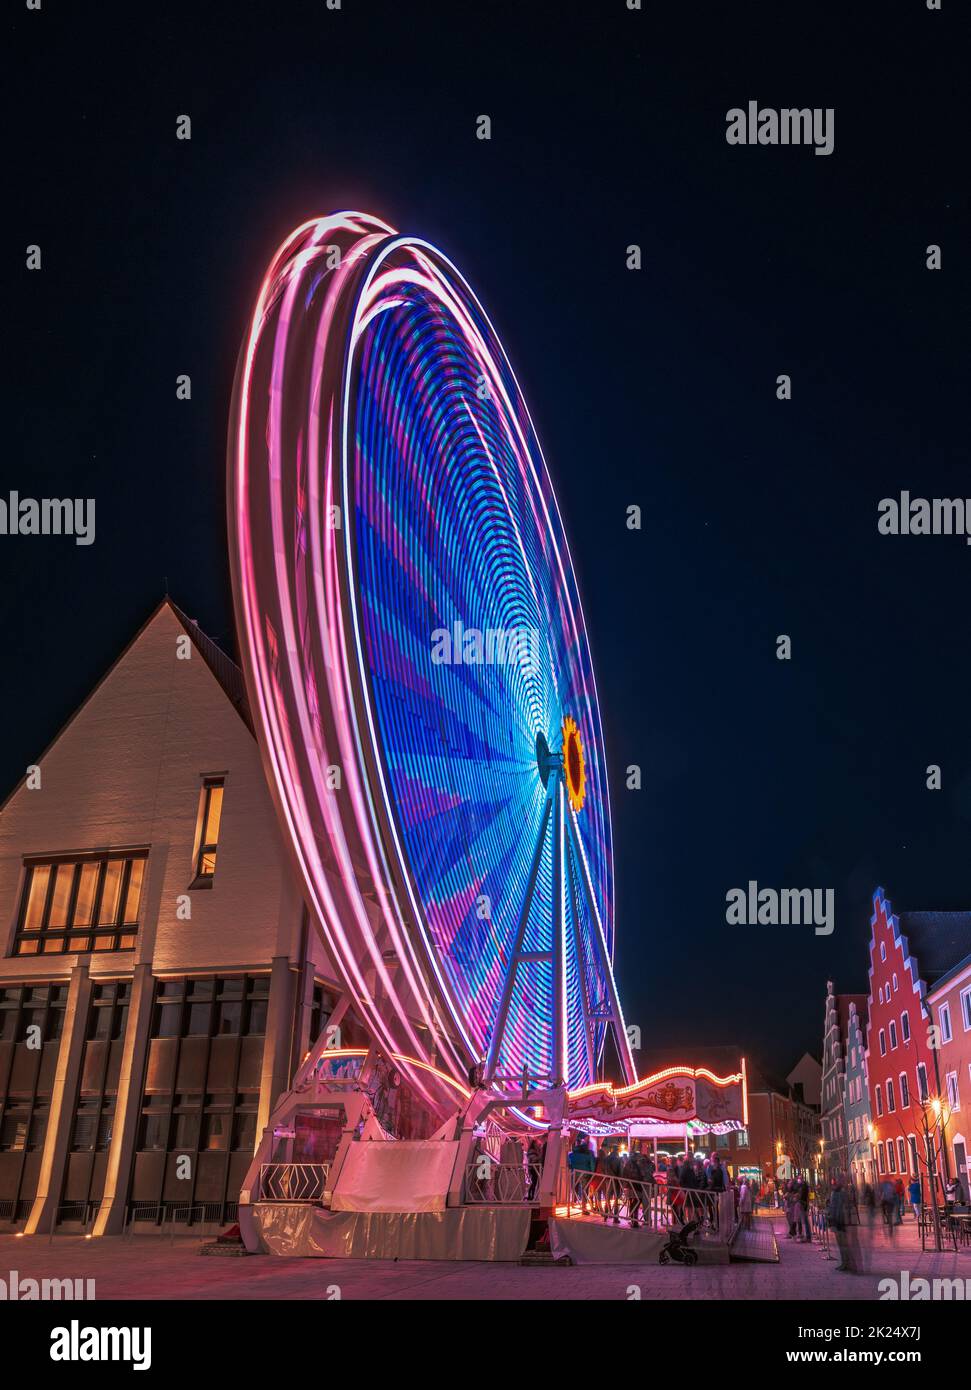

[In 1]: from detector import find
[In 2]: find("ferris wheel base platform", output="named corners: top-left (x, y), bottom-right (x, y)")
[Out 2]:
top-left (251, 1201), bottom-right (533, 1262)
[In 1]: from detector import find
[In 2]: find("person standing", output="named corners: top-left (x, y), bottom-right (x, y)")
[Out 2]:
top-left (798, 1176), bottom-right (812, 1242)
top-left (738, 1178), bottom-right (753, 1229)
top-left (908, 1175), bottom-right (922, 1223)
top-left (526, 1136), bottom-right (543, 1202)
top-left (827, 1177), bottom-right (858, 1273)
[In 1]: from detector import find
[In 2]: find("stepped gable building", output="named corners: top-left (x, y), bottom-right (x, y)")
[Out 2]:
top-left (843, 997), bottom-right (872, 1188)
top-left (820, 982), bottom-right (867, 1181)
top-left (865, 887), bottom-right (971, 1201)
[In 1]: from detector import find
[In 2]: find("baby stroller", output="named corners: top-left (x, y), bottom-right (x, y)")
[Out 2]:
top-left (659, 1218), bottom-right (699, 1265)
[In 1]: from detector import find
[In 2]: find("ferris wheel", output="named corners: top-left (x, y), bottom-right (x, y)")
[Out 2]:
top-left (229, 212), bottom-right (634, 1112)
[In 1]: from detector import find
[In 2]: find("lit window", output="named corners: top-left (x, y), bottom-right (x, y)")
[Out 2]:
top-left (193, 778), bottom-right (225, 885)
top-left (946, 1072), bottom-right (959, 1111)
top-left (13, 854), bottom-right (146, 956)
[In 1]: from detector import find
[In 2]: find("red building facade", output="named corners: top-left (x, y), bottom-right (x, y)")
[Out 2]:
top-left (865, 888), bottom-right (971, 1202)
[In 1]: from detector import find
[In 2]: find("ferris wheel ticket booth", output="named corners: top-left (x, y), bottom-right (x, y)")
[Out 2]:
top-left (227, 212), bottom-right (746, 1265)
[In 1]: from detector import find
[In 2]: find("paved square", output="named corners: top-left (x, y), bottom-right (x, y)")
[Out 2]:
top-left (1, 1212), bottom-right (967, 1300)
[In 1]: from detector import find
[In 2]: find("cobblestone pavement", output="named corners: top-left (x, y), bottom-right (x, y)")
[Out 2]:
top-left (1, 1212), bottom-right (966, 1300)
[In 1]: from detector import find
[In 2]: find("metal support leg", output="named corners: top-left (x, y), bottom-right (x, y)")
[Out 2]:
top-left (484, 792), bottom-right (553, 1080)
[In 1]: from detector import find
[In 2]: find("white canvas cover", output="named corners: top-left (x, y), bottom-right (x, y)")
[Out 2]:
top-left (330, 1139), bottom-right (459, 1212)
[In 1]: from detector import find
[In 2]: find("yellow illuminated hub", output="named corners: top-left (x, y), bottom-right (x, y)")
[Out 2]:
top-left (562, 716), bottom-right (586, 813)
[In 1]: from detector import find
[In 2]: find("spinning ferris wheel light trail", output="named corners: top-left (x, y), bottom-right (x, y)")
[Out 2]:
top-left (228, 211), bottom-right (636, 1115)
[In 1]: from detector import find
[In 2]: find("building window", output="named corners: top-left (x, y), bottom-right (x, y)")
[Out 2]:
top-left (887, 1140), bottom-right (896, 1173)
top-left (939, 1003), bottom-right (953, 1044)
top-left (896, 1137), bottom-right (907, 1174)
top-left (892, 972), bottom-right (898, 992)
top-left (887, 1078), bottom-right (896, 1113)
top-left (880, 942), bottom-right (887, 962)
top-left (899, 1072), bottom-right (910, 1108)
top-left (961, 985), bottom-right (971, 1032)
top-left (908, 1135), bottom-right (919, 1175)
top-left (916, 1063), bottom-right (929, 1103)
top-left (13, 853), bottom-right (146, 956)
top-left (875, 1084), bottom-right (883, 1117)
top-left (945, 1072), bottom-right (960, 1112)
top-left (192, 778), bottom-right (225, 886)
top-left (901, 1011), bottom-right (910, 1043)
top-left (879, 1029), bottom-right (887, 1056)
top-left (889, 1020), bottom-right (898, 1050)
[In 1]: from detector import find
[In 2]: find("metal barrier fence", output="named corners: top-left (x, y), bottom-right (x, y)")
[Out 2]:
top-left (560, 1172), bottom-right (723, 1234)
top-left (125, 1199), bottom-right (238, 1234)
top-left (809, 1203), bottom-right (833, 1259)
top-left (258, 1162), bottom-right (329, 1203)
top-left (464, 1161), bottom-right (542, 1204)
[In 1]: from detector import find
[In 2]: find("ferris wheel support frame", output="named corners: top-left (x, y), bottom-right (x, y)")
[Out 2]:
top-left (483, 761), bottom-right (637, 1089)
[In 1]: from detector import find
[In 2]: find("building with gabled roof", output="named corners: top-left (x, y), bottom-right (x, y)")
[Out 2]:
top-left (0, 598), bottom-right (360, 1236)
top-left (821, 981), bottom-right (867, 1181)
top-left (866, 888), bottom-right (971, 1202)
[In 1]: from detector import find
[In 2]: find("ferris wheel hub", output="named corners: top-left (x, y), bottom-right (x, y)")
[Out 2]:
top-left (562, 715), bottom-right (587, 813)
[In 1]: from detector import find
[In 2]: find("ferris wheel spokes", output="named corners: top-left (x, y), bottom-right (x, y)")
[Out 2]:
top-left (483, 757), bottom-right (636, 1091)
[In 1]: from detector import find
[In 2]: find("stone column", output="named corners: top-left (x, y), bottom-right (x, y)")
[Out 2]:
top-left (257, 955), bottom-right (296, 1137)
top-left (25, 958), bottom-right (93, 1235)
top-left (92, 962), bottom-right (155, 1235)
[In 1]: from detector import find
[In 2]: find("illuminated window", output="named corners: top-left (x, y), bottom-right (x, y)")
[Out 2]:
top-left (946, 1072), bottom-right (959, 1112)
top-left (193, 778), bottom-right (225, 885)
top-left (13, 853), bottom-right (146, 956)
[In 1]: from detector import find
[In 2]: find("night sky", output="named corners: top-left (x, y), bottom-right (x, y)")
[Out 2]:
top-left (6, 1), bottom-right (969, 1074)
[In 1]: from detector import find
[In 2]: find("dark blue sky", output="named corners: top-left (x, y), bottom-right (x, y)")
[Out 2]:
top-left (6, 0), bottom-right (969, 1072)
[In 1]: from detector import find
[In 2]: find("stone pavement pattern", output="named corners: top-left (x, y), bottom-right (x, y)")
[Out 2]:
top-left (1, 1212), bottom-right (965, 1300)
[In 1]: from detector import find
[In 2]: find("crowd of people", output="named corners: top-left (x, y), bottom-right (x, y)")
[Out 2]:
top-left (567, 1136), bottom-right (755, 1230)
